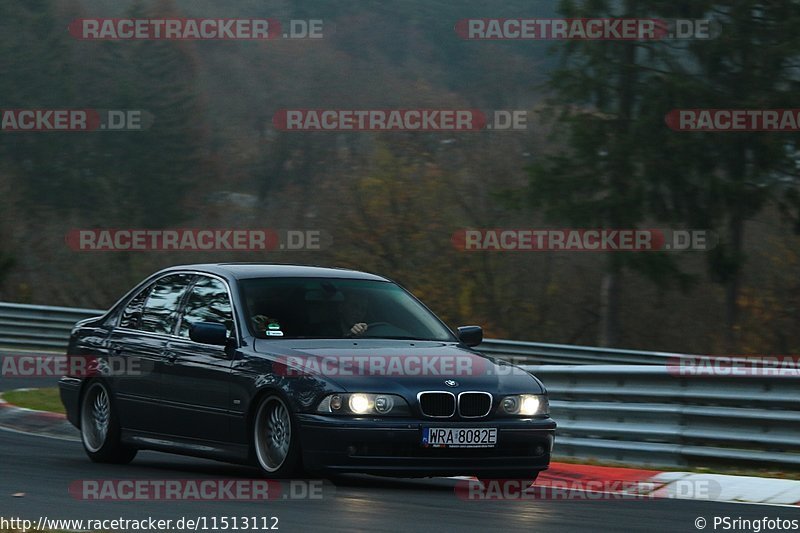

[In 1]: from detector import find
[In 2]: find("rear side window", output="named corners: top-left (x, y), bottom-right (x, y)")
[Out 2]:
top-left (178, 276), bottom-right (234, 339)
top-left (140, 274), bottom-right (194, 335)
top-left (119, 283), bottom-right (154, 330)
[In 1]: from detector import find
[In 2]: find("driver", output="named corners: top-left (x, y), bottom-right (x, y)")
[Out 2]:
top-left (247, 293), bottom-right (277, 335)
top-left (341, 293), bottom-right (369, 337)
top-left (251, 314), bottom-right (278, 333)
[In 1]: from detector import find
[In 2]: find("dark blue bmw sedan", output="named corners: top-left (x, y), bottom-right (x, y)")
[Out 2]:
top-left (59, 263), bottom-right (555, 483)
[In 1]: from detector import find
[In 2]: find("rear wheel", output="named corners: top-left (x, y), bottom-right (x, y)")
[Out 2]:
top-left (253, 395), bottom-right (301, 477)
top-left (80, 381), bottom-right (137, 464)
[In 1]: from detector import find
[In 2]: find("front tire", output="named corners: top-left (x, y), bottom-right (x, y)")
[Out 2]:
top-left (80, 381), bottom-right (137, 464)
top-left (253, 395), bottom-right (301, 477)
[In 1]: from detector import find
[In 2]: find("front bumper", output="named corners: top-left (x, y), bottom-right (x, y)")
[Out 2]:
top-left (298, 414), bottom-right (556, 478)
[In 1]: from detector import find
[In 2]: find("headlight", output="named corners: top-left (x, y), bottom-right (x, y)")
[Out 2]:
top-left (317, 393), bottom-right (410, 416)
top-left (498, 394), bottom-right (549, 416)
top-left (349, 394), bottom-right (370, 414)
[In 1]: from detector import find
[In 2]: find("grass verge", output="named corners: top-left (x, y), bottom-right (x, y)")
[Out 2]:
top-left (2, 387), bottom-right (64, 414)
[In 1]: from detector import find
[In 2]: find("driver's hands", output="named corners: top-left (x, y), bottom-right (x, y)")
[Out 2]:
top-left (349, 323), bottom-right (368, 336)
top-left (252, 315), bottom-right (272, 332)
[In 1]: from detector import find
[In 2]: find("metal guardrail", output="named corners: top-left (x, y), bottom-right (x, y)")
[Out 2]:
top-left (476, 338), bottom-right (686, 365)
top-left (2, 302), bottom-right (797, 469)
top-left (523, 364), bottom-right (800, 469)
top-left (0, 302), bottom-right (104, 351)
top-left (0, 301), bottom-right (693, 364)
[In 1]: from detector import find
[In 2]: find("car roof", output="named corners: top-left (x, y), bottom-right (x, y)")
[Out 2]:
top-left (158, 263), bottom-right (391, 282)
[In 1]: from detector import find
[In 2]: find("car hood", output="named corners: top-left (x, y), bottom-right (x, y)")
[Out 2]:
top-left (252, 338), bottom-right (543, 395)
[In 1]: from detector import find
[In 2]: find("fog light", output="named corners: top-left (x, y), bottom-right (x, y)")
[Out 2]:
top-left (374, 395), bottom-right (394, 413)
top-left (502, 396), bottom-right (519, 414)
top-left (349, 394), bottom-right (370, 414)
top-left (330, 395), bottom-right (342, 410)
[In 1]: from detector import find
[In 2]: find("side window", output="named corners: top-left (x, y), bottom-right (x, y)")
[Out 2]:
top-left (140, 274), bottom-right (193, 335)
top-left (178, 276), bottom-right (234, 339)
top-left (119, 283), bottom-right (154, 330)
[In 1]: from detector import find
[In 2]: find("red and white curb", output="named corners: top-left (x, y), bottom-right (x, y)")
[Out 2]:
top-left (531, 463), bottom-right (800, 506)
top-left (0, 392), bottom-right (78, 441)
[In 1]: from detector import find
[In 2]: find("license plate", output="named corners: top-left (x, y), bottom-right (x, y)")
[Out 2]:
top-left (422, 427), bottom-right (497, 448)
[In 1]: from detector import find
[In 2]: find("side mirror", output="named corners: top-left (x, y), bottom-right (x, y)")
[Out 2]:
top-left (189, 322), bottom-right (229, 346)
top-left (457, 326), bottom-right (483, 347)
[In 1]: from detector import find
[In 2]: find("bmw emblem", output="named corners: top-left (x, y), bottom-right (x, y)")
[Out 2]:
top-left (444, 379), bottom-right (459, 387)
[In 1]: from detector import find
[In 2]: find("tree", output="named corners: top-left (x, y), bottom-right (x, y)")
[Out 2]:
top-left (644, 0), bottom-right (800, 351)
top-left (527, 0), bottom-right (692, 347)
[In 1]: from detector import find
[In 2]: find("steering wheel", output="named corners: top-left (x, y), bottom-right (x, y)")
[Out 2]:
top-left (350, 322), bottom-right (394, 337)
top-left (365, 321), bottom-right (392, 330)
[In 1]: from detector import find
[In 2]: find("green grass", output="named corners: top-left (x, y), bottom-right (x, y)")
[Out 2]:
top-left (2, 387), bottom-right (65, 414)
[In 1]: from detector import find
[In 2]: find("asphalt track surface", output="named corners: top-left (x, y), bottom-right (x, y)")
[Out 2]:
top-left (2, 376), bottom-right (800, 532)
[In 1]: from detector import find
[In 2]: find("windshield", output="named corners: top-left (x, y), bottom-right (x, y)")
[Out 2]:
top-left (240, 277), bottom-right (456, 341)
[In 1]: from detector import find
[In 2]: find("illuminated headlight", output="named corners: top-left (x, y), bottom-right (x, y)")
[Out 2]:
top-left (349, 394), bottom-right (370, 414)
top-left (520, 395), bottom-right (541, 415)
top-left (499, 394), bottom-right (549, 416)
top-left (317, 393), bottom-right (409, 416)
